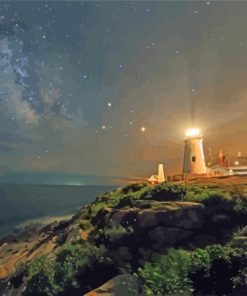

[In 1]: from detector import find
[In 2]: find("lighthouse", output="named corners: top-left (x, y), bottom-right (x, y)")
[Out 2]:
top-left (158, 163), bottom-right (165, 183)
top-left (183, 128), bottom-right (207, 178)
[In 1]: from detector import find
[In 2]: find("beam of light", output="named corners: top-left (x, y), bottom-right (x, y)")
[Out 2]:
top-left (185, 127), bottom-right (201, 138)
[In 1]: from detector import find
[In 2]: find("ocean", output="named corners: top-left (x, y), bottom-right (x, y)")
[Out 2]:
top-left (0, 184), bottom-right (116, 238)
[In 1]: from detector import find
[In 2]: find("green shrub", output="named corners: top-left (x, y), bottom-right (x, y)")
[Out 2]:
top-left (25, 242), bottom-right (101, 296)
top-left (233, 196), bottom-right (247, 214)
top-left (138, 245), bottom-right (242, 296)
top-left (139, 184), bottom-right (186, 202)
top-left (56, 242), bottom-right (100, 277)
top-left (115, 195), bottom-right (134, 208)
top-left (25, 256), bottom-right (60, 296)
top-left (104, 225), bottom-right (133, 242)
top-left (205, 244), bottom-right (231, 261)
top-left (121, 183), bottom-right (147, 194)
top-left (139, 249), bottom-right (193, 296)
top-left (207, 191), bottom-right (230, 203)
top-left (182, 189), bottom-right (210, 202)
top-left (79, 219), bottom-right (92, 230)
top-left (189, 248), bottom-right (211, 274)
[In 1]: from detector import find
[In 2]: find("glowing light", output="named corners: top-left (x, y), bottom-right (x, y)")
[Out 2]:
top-left (185, 128), bottom-right (201, 138)
top-left (234, 161), bottom-right (239, 166)
top-left (141, 126), bottom-right (146, 132)
top-left (102, 125), bottom-right (106, 130)
top-left (107, 102), bottom-right (112, 107)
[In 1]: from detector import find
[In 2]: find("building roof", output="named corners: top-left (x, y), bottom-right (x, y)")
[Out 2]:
top-left (210, 164), bottom-right (230, 171)
top-left (147, 175), bottom-right (159, 182)
top-left (209, 153), bottom-right (247, 168)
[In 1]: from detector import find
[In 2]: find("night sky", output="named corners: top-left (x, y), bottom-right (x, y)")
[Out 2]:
top-left (1, 1), bottom-right (247, 184)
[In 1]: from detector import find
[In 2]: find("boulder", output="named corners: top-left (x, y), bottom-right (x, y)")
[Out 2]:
top-left (84, 274), bottom-right (142, 296)
top-left (104, 202), bottom-right (205, 231)
top-left (101, 202), bottom-right (205, 251)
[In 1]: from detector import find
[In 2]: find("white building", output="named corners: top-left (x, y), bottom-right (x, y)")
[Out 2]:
top-left (147, 163), bottom-right (166, 184)
top-left (209, 152), bottom-right (247, 176)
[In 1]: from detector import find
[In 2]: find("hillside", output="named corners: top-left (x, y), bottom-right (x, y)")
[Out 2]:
top-left (2, 178), bottom-right (247, 295)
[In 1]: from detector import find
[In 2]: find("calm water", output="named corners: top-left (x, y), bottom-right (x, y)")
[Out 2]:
top-left (0, 184), bottom-right (115, 238)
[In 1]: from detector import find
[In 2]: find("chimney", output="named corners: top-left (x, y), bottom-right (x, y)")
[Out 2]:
top-left (218, 149), bottom-right (225, 165)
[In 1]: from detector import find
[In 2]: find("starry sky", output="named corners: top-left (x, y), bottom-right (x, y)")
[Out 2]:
top-left (1, 1), bottom-right (247, 185)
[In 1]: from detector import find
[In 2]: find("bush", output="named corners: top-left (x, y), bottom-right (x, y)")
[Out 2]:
top-left (104, 225), bottom-right (133, 242)
top-left (57, 242), bottom-right (99, 282)
top-left (138, 245), bottom-right (245, 296)
top-left (139, 184), bottom-right (186, 202)
top-left (79, 219), bottom-right (92, 230)
top-left (205, 244), bottom-right (231, 262)
top-left (115, 195), bottom-right (134, 208)
top-left (25, 256), bottom-right (60, 296)
top-left (189, 248), bottom-right (211, 274)
top-left (233, 196), bottom-right (247, 214)
top-left (121, 183), bottom-right (147, 194)
top-left (138, 249), bottom-right (193, 296)
top-left (25, 242), bottom-right (101, 296)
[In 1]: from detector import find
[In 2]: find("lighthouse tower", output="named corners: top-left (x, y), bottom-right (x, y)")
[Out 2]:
top-left (183, 128), bottom-right (207, 178)
top-left (158, 163), bottom-right (165, 183)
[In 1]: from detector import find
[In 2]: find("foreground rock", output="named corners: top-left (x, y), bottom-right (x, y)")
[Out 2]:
top-left (84, 274), bottom-right (142, 296)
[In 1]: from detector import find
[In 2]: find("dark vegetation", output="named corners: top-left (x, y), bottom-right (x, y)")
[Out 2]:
top-left (20, 182), bottom-right (247, 295)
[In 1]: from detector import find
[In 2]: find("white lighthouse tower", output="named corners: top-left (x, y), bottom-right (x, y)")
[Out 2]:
top-left (158, 163), bottom-right (165, 183)
top-left (183, 128), bottom-right (207, 178)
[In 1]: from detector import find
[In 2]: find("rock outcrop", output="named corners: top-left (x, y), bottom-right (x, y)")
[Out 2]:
top-left (84, 274), bottom-right (142, 296)
top-left (98, 202), bottom-right (206, 251)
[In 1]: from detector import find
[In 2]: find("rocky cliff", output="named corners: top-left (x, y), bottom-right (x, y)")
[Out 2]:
top-left (1, 179), bottom-right (247, 295)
